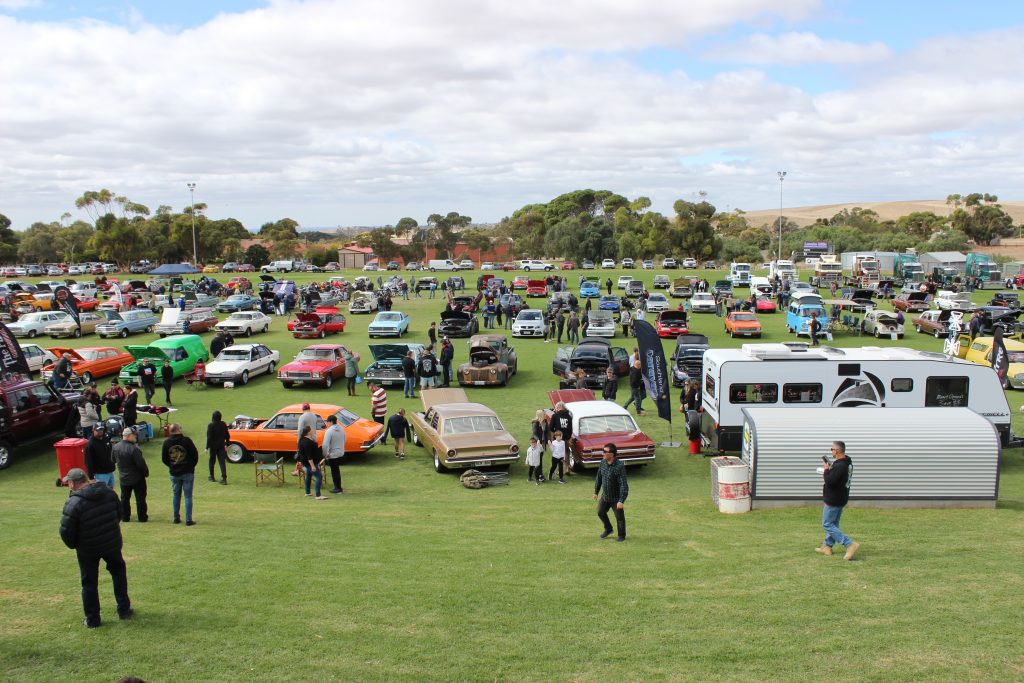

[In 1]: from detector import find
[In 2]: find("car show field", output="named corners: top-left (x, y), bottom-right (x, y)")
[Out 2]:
top-left (1, 266), bottom-right (1022, 682)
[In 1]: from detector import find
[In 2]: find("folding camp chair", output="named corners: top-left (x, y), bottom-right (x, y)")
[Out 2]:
top-left (254, 452), bottom-right (285, 486)
top-left (185, 364), bottom-right (207, 390)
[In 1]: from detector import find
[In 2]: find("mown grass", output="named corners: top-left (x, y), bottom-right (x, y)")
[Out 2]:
top-left (1, 268), bottom-right (1022, 682)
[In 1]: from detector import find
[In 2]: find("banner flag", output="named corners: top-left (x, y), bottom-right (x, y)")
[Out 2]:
top-left (992, 325), bottom-right (1009, 384)
top-left (52, 285), bottom-right (81, 325)
top-left (0, 322), bottom-right (31, 377)
top-left (633, 319), bottom-right (672, 422)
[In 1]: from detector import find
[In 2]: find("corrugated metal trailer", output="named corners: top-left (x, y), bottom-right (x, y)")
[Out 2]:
top-left (740, 407), bottom-right (1000, 509)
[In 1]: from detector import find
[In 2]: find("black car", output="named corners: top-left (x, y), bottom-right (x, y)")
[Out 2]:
top-left (387, 261), bottom-right (401, 271)
top-left (670, 333), bottom-right (709, 386)
top-left (439, 310), bottom-right (480, 338)
top-left (552, 338), bottom-right (630, 389)
top-left (972, 306), bottom-right (1022, 334)
top-left (364, 343), bottom-right (424, 387)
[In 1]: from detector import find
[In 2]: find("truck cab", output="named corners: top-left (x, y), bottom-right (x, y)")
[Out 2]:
top-left (728, 263), bottom-right (752, 287)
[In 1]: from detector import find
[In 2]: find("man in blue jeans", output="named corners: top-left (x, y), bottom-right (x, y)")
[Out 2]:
top-left (816, 441), bottom-right (860, 560)
top-left (161, 423), bottom-right (199, 526)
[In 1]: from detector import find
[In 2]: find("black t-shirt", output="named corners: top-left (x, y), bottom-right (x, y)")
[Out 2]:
top-left (551, 409), bottom-right (572, 440)
top-left (139, 364), bottom-right (156, 386)
top-left (402, 356), bottom-right (416, 378)
top-left (823, 456), bottom-right (852, 507)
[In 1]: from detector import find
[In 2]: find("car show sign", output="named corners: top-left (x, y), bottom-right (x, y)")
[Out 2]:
top-left (633, 319), bottom-right (672, 422)
top-left (52, 285), bottom-right (81, 326)
top-left (0, 322), bottom-right (31, 377)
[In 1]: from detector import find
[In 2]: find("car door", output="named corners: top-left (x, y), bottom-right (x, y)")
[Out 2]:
top-left (29, 382), bottom-right (67, 433)
top-left (612, 347), bottom-right (630, 376)
top-left (259, 411), bottom-right (300, 452)
top-left (552, 347), bottom-right (572, 377)
top-left (6, 388), bottom-right (39, 443)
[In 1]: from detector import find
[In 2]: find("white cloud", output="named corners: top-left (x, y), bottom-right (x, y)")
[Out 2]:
top-left (706, 31), bottom-right (892, 65)
top-left (0, 0), bottom-right (41, 10)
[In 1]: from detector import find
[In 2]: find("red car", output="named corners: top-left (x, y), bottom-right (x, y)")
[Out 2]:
top-left (561, 261), bottom-right (575, 270)
top-left (237, 264), bottom-right (255, 272)
top-left (546, 389), bottom-right (656, 470)
top-left (754, 295), bottom-right (776, 313)
top-left (75, 296), bottom-right (101, 312)
top-left (288, 307), bottom-right (347, 338)
top-left (501, 262), bottom-right (517, 271)
top-left (512, 276), bottom-right (529, 290)
top-left (654, 310), bottom-right (689, 337)
top-left (277, 344), bottom-right (352, 388)
top-left (526, 279), bottom-right (547, 297)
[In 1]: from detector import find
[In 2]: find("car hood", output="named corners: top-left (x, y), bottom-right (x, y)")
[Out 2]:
top-left (124, 345), bottom-right (168, 361)
top-left (658, 312), bottom-right (687, 324)
top-left (207, 358), bottom-right (248, 371)
top-left (294, 312), bottom-right (321, 324)
top-left (369, 343), bottom-right (423, 362)
top-left (441, 310), bottom-right (472, 321)
top-left (548, 388), bottom-right (597, 407)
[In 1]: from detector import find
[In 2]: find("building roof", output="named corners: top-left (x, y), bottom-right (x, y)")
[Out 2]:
top-left (339, 245), bottom-right (374, 255)
top-left (921, 251), bottom-right (967, 262)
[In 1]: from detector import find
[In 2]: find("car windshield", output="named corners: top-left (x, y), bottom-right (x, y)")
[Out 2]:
top-left (732, 313), bottom-right (756, 321)
top-left (218, 349), bottom-right (251, 361)
top-left (518, 311), bottom-right (541, 320)
top-left (230, 313), bottom-right (253, 320)
top-left (443, 415), bottom-right (504, 434)
top-left (336, 408), bottom-right (359, 427)
top-left (377, 313), bottom-right (402, 321)
top-left (161, 347), bottom-right (187, 362)
top-left (228, 296), bottom-right (246, 301)
top-left (18, 313), bottom-right (46, 322)
top-left (298, 349), bottom-right (336, 360)
top-left (583, 281), bottom-right (598, 288)
top-left (579, 414), bottom-right (637, 435)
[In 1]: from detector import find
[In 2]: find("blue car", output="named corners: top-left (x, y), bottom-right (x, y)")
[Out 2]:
top-left (786, 299), bottom-right (830, 338)
top-left (599, 295), bottom-right (621, 313)
top-left (580, 280), bottom-right (601, 298)
top-left (216, 294), bottom-right (260, 313)
top-left (368, 311), bottom-right (411, 338)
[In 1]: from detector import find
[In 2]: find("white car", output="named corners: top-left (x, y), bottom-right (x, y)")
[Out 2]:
top-left (690, 292), bottom-right (717, 313)
top-left (215, 311), bottom-right (272, 337)
top-left (586, 310), bottom-right (615, 337)
top-left (481, 262), bottom-right (495, 270)
top-left (861, 311), bottom-right (905, 339)
top-left (790, 282), bottom-right (815, 295)
top-left (616, 276), bottom-right (633, 289)
top-left (362, 262), bottom-right (379, 271)
top-left (511, 309), bottom-right (548, 337)
top-left (601, 259), bottom-right (616, 269)
top-left (348, 291), bottom-right (379, 314)
top-left (645, 293), bottom-right (670, 313)
top-left (67, 266), bottom-right (85, 276)
top-left (46, 266), bottom-right (64, 276)
top-left (662, 258), bottom-right (677, 269)
top-left (934, 290), bottom-right (973, 311)
top-left (682, 258), bottom-right (697, 269)
top-left (641, 260), bottom-right (654, 270)
top-left (621, 258), bottom-right (635, 269)
top-left (19, 343), bottom-right (58, 374)
top-left (7, 311), bottom-right (71, 338)
top-left (458, 260), bottom-right (474, 270)
top-left (520, 260), bottom-right (552, 272)
top-left (204, 343), bottom-right (280, 386)
top-left (69, 284), bottom-right (98, 298)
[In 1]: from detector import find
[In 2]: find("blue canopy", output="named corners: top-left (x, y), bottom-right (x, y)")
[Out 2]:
top-left (149, 263), bottom-right (200, 275)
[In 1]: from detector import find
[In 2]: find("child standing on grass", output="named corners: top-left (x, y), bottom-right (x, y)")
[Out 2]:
top-left (548, 431), bottom-right (566, 484)
top-left (525, 437), bottom-right (543, 485)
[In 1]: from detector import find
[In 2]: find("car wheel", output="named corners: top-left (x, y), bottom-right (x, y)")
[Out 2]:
top-left (263, 326), bottom-right (269, 333)
top-left (239, 370), bottom-right (249, 385)
top-left (319, 329), bottom-right (326, 339)
top-left (73, 328), bottom-right (82, 338)
top-left (120, 329), bottom-right (129, 338)
top-left (874, 329), bottom-right (880, 338)
top-left (568, 449), bottom-right (583, 473)
top-left (916, 324), bottom-right (922, 333)
top-left (934, 329), bottom-right (941, 338)
top-left (245, 327), bottom-right (252, 337)
top-left (433, 449), bottom-right (447, 473)
top-left (226, 442), bottom-right (248, 463)
top-left (412, 430), bottom-right (420, 446)
top-left (27, 329), bottom-right (37, 338)
top-left (0, 439), bottom-right (12, 469)
top-left (146, 326), bottom-right (154, 333)
top-left (267, 361), bottom-right (276, 376)
top-left (1001, 375), bottom-right (1009, 390)
top-left (282, 381), bottom-right (293, 389)
top-left (80, 372), bottom-right (93, 385)
top-left (323, 374), bottom-right (333, 388)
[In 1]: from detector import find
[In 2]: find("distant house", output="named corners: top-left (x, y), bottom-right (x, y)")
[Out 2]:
top-left (919, 251), bottom-right (967, 274)
top-left (338, 245), bottom-right (375, 269)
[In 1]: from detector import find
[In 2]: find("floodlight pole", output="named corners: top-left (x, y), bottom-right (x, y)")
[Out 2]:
top-left (187, 182), bottom-right (197, 266)
top-left (777, 171), bottom-right (787, 261)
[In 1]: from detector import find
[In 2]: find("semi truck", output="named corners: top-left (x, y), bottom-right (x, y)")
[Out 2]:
top-left (894, 253), bottom-right (924, 281)
top-left (768, 260), bottom-right (796, 282)
top-left (844, 254), bottom-right (880, 287)
top-left (809, 254), bottom-right (843, 288)
top-left (965, 253), bottom-right (1001, 288)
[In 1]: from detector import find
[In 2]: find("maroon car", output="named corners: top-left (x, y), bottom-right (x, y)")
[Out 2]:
top-left (546, 389), bottom-right (656, 471)
top-left (892, 291), bottom-right (931, 313)
top-left (0, 376), bottom-right (80, 469)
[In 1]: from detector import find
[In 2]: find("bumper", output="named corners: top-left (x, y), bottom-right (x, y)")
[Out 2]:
top-left (574, 452), bottom-right (656, 468)
top-left (368, 328), bottom-right (402, 337)
top-left (443, 454), bottom-right (520, 469)
top-left (512, 327), bottom-right (544, 337)
top-left (204, 373), bottom-right (240, 384)
top-left (364, 373), bottom-right (405, 387)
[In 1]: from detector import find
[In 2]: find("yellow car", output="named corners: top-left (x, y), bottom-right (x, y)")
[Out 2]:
top-left (959, 335), bottom-right (1024, 389)
top-left (202, 264), bottom-right (220, 273)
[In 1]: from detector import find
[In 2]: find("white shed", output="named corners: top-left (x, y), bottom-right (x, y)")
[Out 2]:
top-left (919, 251), bottom-right (968, 274)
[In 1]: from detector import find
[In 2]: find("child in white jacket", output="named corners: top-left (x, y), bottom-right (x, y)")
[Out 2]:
top-left (525, 437), bottom-right (543, 485)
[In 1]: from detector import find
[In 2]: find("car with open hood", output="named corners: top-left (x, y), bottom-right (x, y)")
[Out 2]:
top-left (754, 294), bottom-right (777, 313)
top-left (669, 278), bottom-right (692, 298)
top-left (12, 292), bottom-right (58, 314)
top-left (545, 389), bottom-right (656, 471)
top-left (892, 291), bottom-right (931, 313)
top-left (439, 309), bottom-right (479, 338)
top-left (969, 306), bottom-right (1020, 335)
top-left (958, 335), bottom-right (1024, 389)
top-left (511, 275), bottom-right (529, 291)
top-left (41, 346), bottom-right (134, 385)
top-left (511, 309), bottom-right (547, 338)
top-left (289, 307), bottom-right (347, 339)
top-left (654, 310), bottom-right (688, 338)
top-left (215, 311), bottom-right (271, 337)
top-left (526, 279), bottom-right (547, 297)
top-left (8, 311), bottom-right (73, 338)
top-left (225, 403), bottom-right (384, 463)
top-left (154, 307), bottom-right (219, 337)
top-left (552, 337), bottom-right (629, 389)
top-left (204, 343), bottom-right (279, 385)
top-left (118, 334), bottom-right (209, 383)
top-left (839, 287), bottom-right (876, 313)
top-left (586, 309), bottom-right (615, 337)
top-left (348, 290), bottom-right (379, 314)
top-left (278, 343), bottom-right (355, 388)
top-left (364, 343), bottom-right (423, 387)
top-left (44, 311), bottom-right (114, 338)
top-left (409, 388), bottom-right (520, 472)
top-left (96, 309), bottom-right (159, 339)
top-left (216, 293), bottom-right (260, 313)
top-left (457, 334), bottom-right (517, 386)
top-left (448, 293), bottom-right (482, 313)
top-left (912, 309), bottom-right (953, 338)
top-left (670, 333), bottom-right (709, 386)
top-left (724, 310), bottom-right (762, 338)
top-left (368, 310), bottom-right (411, 338)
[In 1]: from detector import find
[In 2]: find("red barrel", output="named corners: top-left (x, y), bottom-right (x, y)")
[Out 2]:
top-left (55, 437), bottom-right (88, 487)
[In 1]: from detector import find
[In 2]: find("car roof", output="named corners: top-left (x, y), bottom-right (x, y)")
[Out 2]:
top-left (279, 404), bottom-right (344, 418)
top-left (565, 400), bottom-right (633, 419)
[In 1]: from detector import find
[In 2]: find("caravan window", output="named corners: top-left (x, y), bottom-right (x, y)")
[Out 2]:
top-left (783, 383), bottom-right (822, 403)
top-left (704, 374), bottom-right (716, 399)
top-left (891, 378), bottom-right (914, 392)
top-left (925, 377), bottom-right (969, 407)
top-left (729, 383), bottom-right (778, 404)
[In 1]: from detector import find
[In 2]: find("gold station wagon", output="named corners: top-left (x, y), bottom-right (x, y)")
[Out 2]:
top-left (409, 388), bottom-right (520, 472)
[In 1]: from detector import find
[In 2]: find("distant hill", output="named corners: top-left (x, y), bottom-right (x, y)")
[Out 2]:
top-left (742, 200), bottom-right (1024, 228)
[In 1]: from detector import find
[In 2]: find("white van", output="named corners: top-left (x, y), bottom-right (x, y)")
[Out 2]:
top-left (261, 260), bottom-right (295, 273)
top-left (428, 259), bottom-right (458, 272)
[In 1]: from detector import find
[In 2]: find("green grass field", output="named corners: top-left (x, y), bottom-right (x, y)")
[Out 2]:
top-left (2, 267), bottom-right (1023, 682)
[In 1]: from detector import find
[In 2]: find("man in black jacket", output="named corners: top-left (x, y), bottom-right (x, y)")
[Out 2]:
top-left (113, 428), bottom-right (148, 522)
top-left (60, 468), bottom-right (132, 627)
top-left (593, 443), bottom-right (628, 542)
top-left (84, 423), bottom-right (116, 488)
top-left (401, 350), bottom-right (417, 399)
top-left (439, 338), bottom-right (454, 387)
top-left (816, 441), bottom-right (860, 560)
top-left (162, 423), bottom-right (199, 526)
top-left (138, 358), bottom-right (157, 404)
top-left (550, 402), bottom-right (573, 441)
top-left (622, 360), bottom-right (645, 416)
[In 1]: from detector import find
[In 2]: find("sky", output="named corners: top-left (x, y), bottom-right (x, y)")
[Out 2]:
top-left (2, 0), bottom-right (1023, 231)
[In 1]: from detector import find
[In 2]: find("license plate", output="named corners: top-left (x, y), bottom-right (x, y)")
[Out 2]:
top-left (477, 460), bottom-right (492, 466)
top-left (474, 381), bottom-right (485, 385)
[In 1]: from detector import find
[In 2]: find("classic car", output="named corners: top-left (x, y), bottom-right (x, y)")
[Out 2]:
top-left (118, 334), bottom-right (210, 383)
top-left (225, 403), bottom-right (384, 463)
top-left (586, 309), bottom-right (615, 337)
top-left (511, 309), bottom-right (547, 338)
top-left (689, 292), bottom-right (716, 313)
top-left (0, 375), bottom-right (81, 469)
top-left (957, 335), bottom-right (1024, 389)
top-left (154, 307), bottom-right (219, 337)
top-left (289, 308), bottom-right (347, 339)
top-left (654, 310), bottom-right (688, 338)
top-left (580, 281), bottom-right (601, 298)
top-left (19, 343), bottom-right (58, 374)
top-left (754, 295), bottom-right (777, 313)
top-left (13, 293), bottom-right (58, 314)
top-left (671, 333), bottom-right (709, 386)
top-left (202, 264), bottom-right (220, 273)
top-left (204, 343), bottom-right (280, 385)
top-left (416, 277), bottom-right (438, 292)
top-left (892, 291), bottom-right (931, 313)
top-left (498, 293), bottom-right (524, 310)
top-left (457, 334), bottom-right (517, 386)
top-left (644, 293), bottom-right (669, 313)
top-left (439, 310), bottom-right (479, 338)
top-left (912, 309), bottom-right (953, 338)
top-left (74, 296), bottom-right (101, 312)
top-left (69, 284), bottom-right (98, 299)
top-left (44, 311), bottom-right (113, 338)
top-left (626, 280), bottom-right (645, 298)
top-left (7, 311), bottom-right (72, 338)
top-left (348, 291), bottom-right (379, 314)
top-left (860, 310), bottom-right (905, 338)
top-left (216, 294), bottom-right (260, 313)
top-left (839, 288), bottom-right (876, 313)
top-left (711, 280), bottom-right (733, 298)
top-left (669, 278), bottom-right (692, 298)
top-left (553, 338), bottom-right (629, 389)
top-left (409, 388), bottom-right (520, 472)
top-left (41, 346), bottom-right (134, 385)
top-left (616, 275), bottom-right (633, 289)
top-left (363, 343), bottom-right (423, 387)
top-left (96, 309), bottom-right (160, 339)
top-left (935, 290), bottom-right (974, 312)
top-left (511, 275), bottom-right (529, 291)
top-left (526, 279), bottom-right (547, 297)
top-left (368, 311), bottom-right (411, 338)
top-left (449, 294), bottom-right (481, 313)
top-left (215, 311), bottom-right (272, 337)
top-left (545, 389), bottom-right (656, 471)
top-left (971, 306), bottom-right (1022, 335)
top-left (598, 295), bottom-right (621, 313)
top-left (278, 344), bottom-right (355, 388)
top-left (724, 311), bottom-right (762, 338)
top-left (652, 275), bottom-right (670, 289)
top-left (501, 262), bottom-right (517, 271)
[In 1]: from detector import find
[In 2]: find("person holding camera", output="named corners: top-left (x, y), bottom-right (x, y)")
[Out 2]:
top-left (816, 441), bottom-right (860, 560)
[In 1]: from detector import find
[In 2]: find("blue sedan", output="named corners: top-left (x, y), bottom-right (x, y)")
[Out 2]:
top-left (217, 294), bottom-right (260, 313)
top-left (368, 311), bottom-right (411, 338)
top-left (598, 295), bottom-right (621, 313)
top-left (580, 280), bottom-right (601, 298)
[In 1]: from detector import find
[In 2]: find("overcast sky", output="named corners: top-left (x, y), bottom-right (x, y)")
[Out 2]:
top-left (2, 0), bottom-right (1022, 230)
